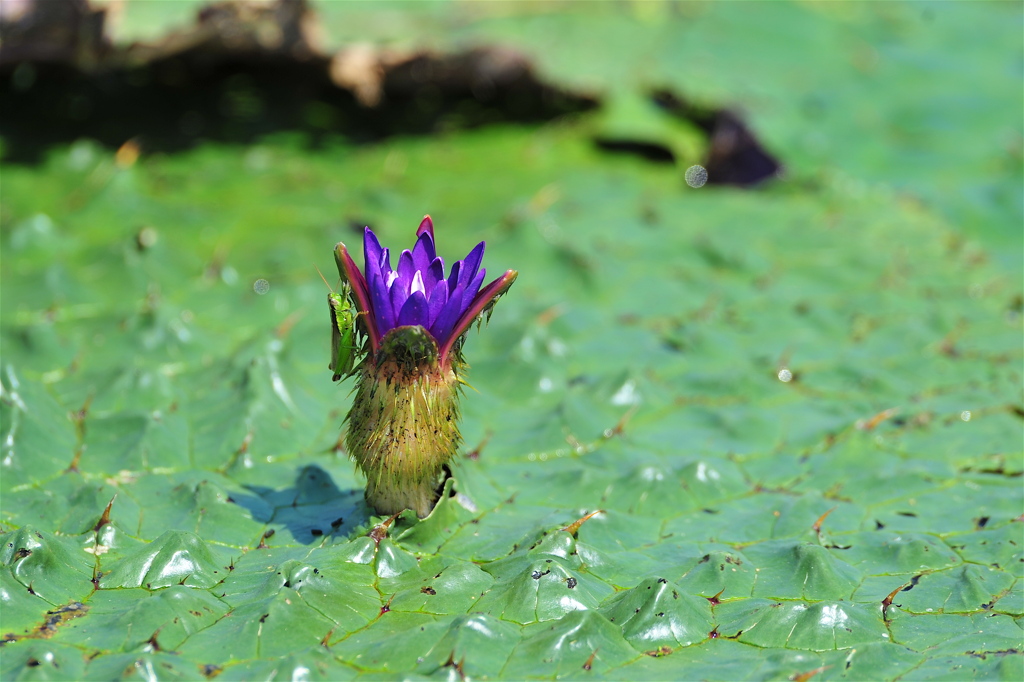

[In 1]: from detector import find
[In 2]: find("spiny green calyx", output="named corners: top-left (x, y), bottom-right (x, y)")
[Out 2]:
top-left (345, 325), bottom-right (464, 518)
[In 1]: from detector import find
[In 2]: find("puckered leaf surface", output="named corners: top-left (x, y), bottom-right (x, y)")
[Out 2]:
top-left (1, 1), bottom-right (1021, 680)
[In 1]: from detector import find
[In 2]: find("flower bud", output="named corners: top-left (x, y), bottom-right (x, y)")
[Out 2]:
top-left (334, 216), bottom-right (516, 517)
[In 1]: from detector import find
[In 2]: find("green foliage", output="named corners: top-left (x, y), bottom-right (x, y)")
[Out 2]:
top-left (1, 1), bottom-right (1022, 680)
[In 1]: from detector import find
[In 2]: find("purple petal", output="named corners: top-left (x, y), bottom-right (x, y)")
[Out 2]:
top-left (459, 242), bottom-right (485, 288)
top-left (439, 269), bottom-right (518, 362)
top-left (389, 279), bottom-right (408, 326)
top-left (462, 267), bottom-right (486, 309)
top-left (427, 279), bottom-right (448, 327)
top-left (410, 271), bottom-right (426, 297)
top-left (364, 228), bottom-right (383, 274)
top-left (411, 231), bottom-right (436, 272)
top-left (430, 281), bottom-right (466, 345)
top-left (423, 257), bottom-right (445, 295)
top-left (446, 260), bottom-right (461, 291)
top-left (367, 265), bottom-right (395, 334)
top-left (378, 247), bottom-right (393, 277)
top-left (395, 250), bottom-right (415, 301)
top-left (397, 290), bottom-right (429, 327)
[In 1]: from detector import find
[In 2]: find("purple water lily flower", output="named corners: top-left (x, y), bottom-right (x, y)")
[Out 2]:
top-left (334, 216), bottom-right (517, 366)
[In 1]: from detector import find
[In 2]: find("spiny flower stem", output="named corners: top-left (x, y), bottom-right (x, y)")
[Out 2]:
top-left (346, 326), bottom-right (461, 518)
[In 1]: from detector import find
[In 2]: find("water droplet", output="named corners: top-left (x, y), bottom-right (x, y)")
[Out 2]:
top-left (777, 368), bottom-right (793, 383)
top-left (685, 165), bottom-right (708, 188)
top-left (253, 278), bottom-right (270, 295)
top-left (960, 410), bottom-right (971, 422)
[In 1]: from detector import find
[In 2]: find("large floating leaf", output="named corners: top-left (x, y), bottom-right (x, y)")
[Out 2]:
top-left (600, 576), bottom-right (714, 651)
top-left (98, 530), bottom-right (227, 590)
top-left (0, 527), bottom-right (93, 605)
top-left (716, 599), bottom-right (889, 652)
top-left (0, 1), bottom-right (1021, 679)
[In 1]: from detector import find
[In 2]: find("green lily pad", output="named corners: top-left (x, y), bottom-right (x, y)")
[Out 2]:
top-left (897, 565), bottom-right (1017, 614)
top-left (475, 553), bottom-right (613, 625)
top-left (0, 1), bottom-right (1021, 677)
top-left (675, 547), bottom-right (757, 599)
top-left (98, 529), bottom-right (227, 590)
top-left (57, 586), bottom-right (226, 652)
top-left (744, 540), bottom-right (862, 601)
top-left (382, 556), bottom-right (494, 615)
top-left (177, 589), bottom-right (335, 663)
top-left (0, 570), bottom-right (57, 639)
top-left (887, 611), bottom-right (1023, 657)
top-left (82, 651), bottom-right (205, 681)
top-left (0, 527), bottom-right (93, 605)
top-left (0, 640), bottom-right (88, 682)
top-left (600, 576), bottom-right (714, 651)
top-left (898, 652), bottom-right (1024, 682)
top-left (0, 368), bottom-right (77, 490)
top-left (838, 531), bottom-right (962, 575)
top-left (216, 647), bottom-right (358, 681)
top-left (947, 523), bottom-right (1024, 577)
top-left (502, 610), bottom-right (638, 678)
top-left (717, 599), bottom-right (888, 651)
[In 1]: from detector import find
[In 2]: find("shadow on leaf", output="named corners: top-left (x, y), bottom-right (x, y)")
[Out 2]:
top-left (231, 465), bottom-right (371, 546)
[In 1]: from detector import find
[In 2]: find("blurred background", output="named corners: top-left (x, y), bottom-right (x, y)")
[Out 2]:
top-left (1, 0), bottom-right (1021, 490)
top-left (1, 2), bottom-right (1022, 676)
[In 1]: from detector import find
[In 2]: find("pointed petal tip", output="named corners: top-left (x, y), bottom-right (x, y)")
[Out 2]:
top-left (333, 241), bottom-right (353, 275)
top-left (417, 215), bottom-right (434, 239)
top-left (437, 268), bottom-right (518, 363)
top-left (488, 269), bottom-right (518, 296)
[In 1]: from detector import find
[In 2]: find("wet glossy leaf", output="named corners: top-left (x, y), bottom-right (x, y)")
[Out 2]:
top-left (897, 565), bottom-right (1017, 614)
top-left (887, 611), bottom-right (1023, 658)
top-left (330, 612), bottom-right (457, 672)
top-left (837, 531), bottom-right (962, 575)
top-left (716, 599), bottom-right (888, 652)
top-left (948, 523), bottom-right (1024, 577)
top-left (0, 570), bottom-right (56, 638)
top-left (0, 368), bottom-right (76, 490)
top-left (83, 651), bottom-right (205, 681)
top-left (744, 540), bottom-right (862, 601)
top-left (1, 1), bottom-right (1021, 678)
top-left (383, 556), bottom-right (494, 615)
top-left (216, 646), bottom-right (358, 681)
top-left (411, 614), bottom-right (523, 678)
top-left (502, 611), bottom-right (637, 678)
top-left (176, 589), bottom-right (335, 663)
top-left (600, 576), bottom-right (714, 651)
top-left (98, 530), bottom-right (228, 590)
top-left (55, 586), bottom-right (227, 653)
top-left (0, 527), bottom-right (93, 605)
top-left (0, 640), bottom-right (88, 682)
